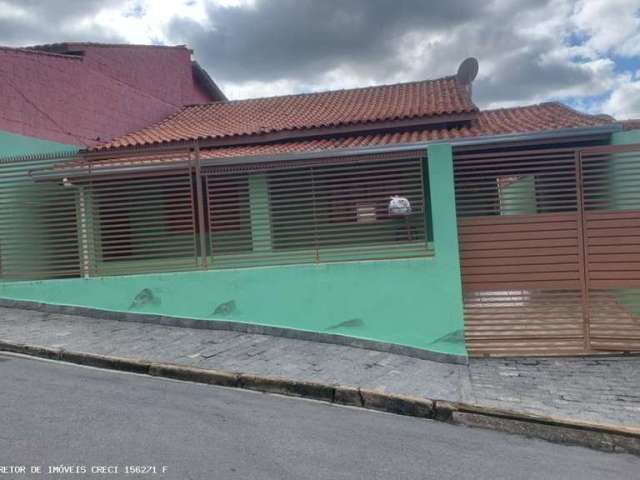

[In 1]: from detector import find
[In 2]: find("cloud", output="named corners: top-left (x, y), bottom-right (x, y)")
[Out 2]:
top-left (0, 0), bottom-right (127, 46)
top-left (164, 0), bottom-right (639, 117)
top-left (603, 76), bottom-right (640, 118)
top-left (168, 0), bottom-right (487, 84)
top-left (570, 0), bottom-right (640, 57)
top-left (381, 1), bottom-right (605, 107)
top-left (0, 0), bottom-right (639, 118)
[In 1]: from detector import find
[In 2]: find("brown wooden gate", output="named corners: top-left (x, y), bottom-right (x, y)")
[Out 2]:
top-left (456, 144), bottom-right (640, 357)
top-left (580, 145), bottom-right (640, 353)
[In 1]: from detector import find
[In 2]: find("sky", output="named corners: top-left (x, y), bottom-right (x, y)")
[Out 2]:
top-left (0, 0), bottom-right (639, 118)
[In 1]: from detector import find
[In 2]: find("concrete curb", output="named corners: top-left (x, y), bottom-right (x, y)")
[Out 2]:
top-left (1, 340), bottom-right (638, 456)
top-left (0, 298), bottom-right (468, 365)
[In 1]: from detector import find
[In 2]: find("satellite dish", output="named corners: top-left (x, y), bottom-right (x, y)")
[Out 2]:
top-left (456, 57), bottom-right (479, 85)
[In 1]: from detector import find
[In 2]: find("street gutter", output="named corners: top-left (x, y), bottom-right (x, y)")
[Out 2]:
top-left (1, 339), bottom-right (638, 456)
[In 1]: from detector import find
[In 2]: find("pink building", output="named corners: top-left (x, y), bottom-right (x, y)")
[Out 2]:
top-left (0, 42), bottom-right (225, 154)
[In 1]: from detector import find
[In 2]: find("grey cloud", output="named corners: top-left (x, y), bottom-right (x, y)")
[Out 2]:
top-left (405, 19), bottom-right (599, 106)
top-left (0, 0), bottom-right (126, 47)
top-left (474, 54), bottom-right (595, 105)
top-left (0, 19), bottom-right (35, 45)
top-left (169, 0), bottom-right (488, 83)
top-left (0, 0), bottom-right (634, 111)
top-left (168, 0), bottom-right (615, 107)
top-left (10, 0), bottom-right (121, 21)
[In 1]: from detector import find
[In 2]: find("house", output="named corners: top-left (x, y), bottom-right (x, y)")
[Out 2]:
top-left (1, 54), bottom-right (640, 361)
top-left (0, 42), bottom-right (225, 157)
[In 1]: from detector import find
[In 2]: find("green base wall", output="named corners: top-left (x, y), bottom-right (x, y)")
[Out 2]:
top-left (609, 129), bottom-right (640, 316)
top-left (0, 257), bottom-right (465, 356)
top-left (611, 129), bottom-right (640, 146)
top-left (0, 144), bottom-right (465, 357)
top-left (0, 130), bottom-right (78, 159)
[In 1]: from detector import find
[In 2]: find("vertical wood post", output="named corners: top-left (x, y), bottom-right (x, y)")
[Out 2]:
top-left (76, 185), bottom-right (91, 278)
top-left (575, 150), bottom-right (591, 352)
top-left (194, 143), bottom-right (209, 270)
top-left (248, 173), bottom-right (273, 253)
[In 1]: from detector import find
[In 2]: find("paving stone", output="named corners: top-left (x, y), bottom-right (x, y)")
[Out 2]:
top-left (0, 306), bottom-right (638, 427)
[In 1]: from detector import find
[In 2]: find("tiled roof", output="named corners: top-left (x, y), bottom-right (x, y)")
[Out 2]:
top-left (197, 102), bottom-right (612, 156)
top-left (49, 102), bottom-right (613, 175)
top-left (94, 76), bottom-right (477, 150)
top-left (27, 42), bottom-right (189, 53)
top-left (623, 119), bottom-right (640, 131)
top-left (0, 45), bottom-right (82, 60)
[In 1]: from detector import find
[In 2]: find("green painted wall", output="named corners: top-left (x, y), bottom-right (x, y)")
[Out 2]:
top-left (609, 129), bottom-right (640, 315)
top-left (0, 145), bottom-right (465, 356)
top-left (0, 130), bottom-right (78, 159)
top-left (0, 257), bottom-right (465, 355)
top-left (249, 173), bottom-right (273, 253)
top-left (499, 175), bottom-right (537, 215)
top-left (610, 129), bottom-right (640, 211)
top-left (611, 129), bottom-right (640, 146)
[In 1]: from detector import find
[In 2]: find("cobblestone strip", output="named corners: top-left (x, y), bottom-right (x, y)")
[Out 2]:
top-left (0, 306), bottom-right (638, 427)
top-left (468, 357), bottom-right (640, 426)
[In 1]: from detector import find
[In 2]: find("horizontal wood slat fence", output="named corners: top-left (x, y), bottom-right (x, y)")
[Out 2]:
top-left (4, 141), bottom-right (640, 358)
top-left (0, 152), bottom-right (82, 280)
top-left (456, 144), bottom-right (640, 356)
top-left (0, 147), bottom-right (432, 280)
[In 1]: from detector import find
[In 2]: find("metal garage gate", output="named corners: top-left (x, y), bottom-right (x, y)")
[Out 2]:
top-left (455, 144), bottom-right (640, 357)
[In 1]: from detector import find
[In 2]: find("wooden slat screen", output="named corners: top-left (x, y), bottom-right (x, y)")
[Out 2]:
top-left (463, 289), bottom-right (586, 356)
top-left (581, 147), bottom-right (640, 352)
top-left (74, 160), bottom-right (200, 277)
top-left (454, 147), bottom-right (587, 357)
top-left (3, 149), bottom-right (432, 280)
top-left (0, 153), bottom-right (81, 280)
top-left (204, 153), bottom-right (432, 268)
top-left (458, 213), bottom-right (581, 291)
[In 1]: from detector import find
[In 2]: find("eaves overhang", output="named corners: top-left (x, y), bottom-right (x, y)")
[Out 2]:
top-left (30, 123), bottom-right (622, 182)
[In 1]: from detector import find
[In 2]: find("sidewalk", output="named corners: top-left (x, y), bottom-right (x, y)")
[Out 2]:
top-left (0, 306), bottom-right (638, 428)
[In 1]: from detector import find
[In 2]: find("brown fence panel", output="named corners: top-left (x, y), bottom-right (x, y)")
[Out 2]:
top-left (8, 147), bottom-right (432, 280)
top-left (455, 147), bottom-right (588, 356)
top-left (459, 214), bottom-right (585, 356)
top-left (581, 146), bottom-right (640, 352)
top-left (203, 152), bottom-right (433, 268)
top-left (459, 213), bottom-right (581, 291)
top-left (66, 150), bottom-right (202, 277)
top-left (0, 152), bottom-right (82, 281)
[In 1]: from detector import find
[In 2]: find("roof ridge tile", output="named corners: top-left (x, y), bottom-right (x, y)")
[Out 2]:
top-left (181, 75), bottom-right (464, 108)
top-left (93, 87), bottom-right (614, 152)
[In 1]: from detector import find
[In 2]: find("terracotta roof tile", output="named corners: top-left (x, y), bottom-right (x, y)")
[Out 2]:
top-left (52, 102), bottom-right (614, 175)
top-left (94, 76), bottom-right (477, 149)
top-left (196, 102), bottom-right (612, 157)
top-left (623, 119), bottom-right (640, 131)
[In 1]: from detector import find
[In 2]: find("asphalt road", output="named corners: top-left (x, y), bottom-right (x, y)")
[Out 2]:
top-left (0, 354), bottom-right (637, 480)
